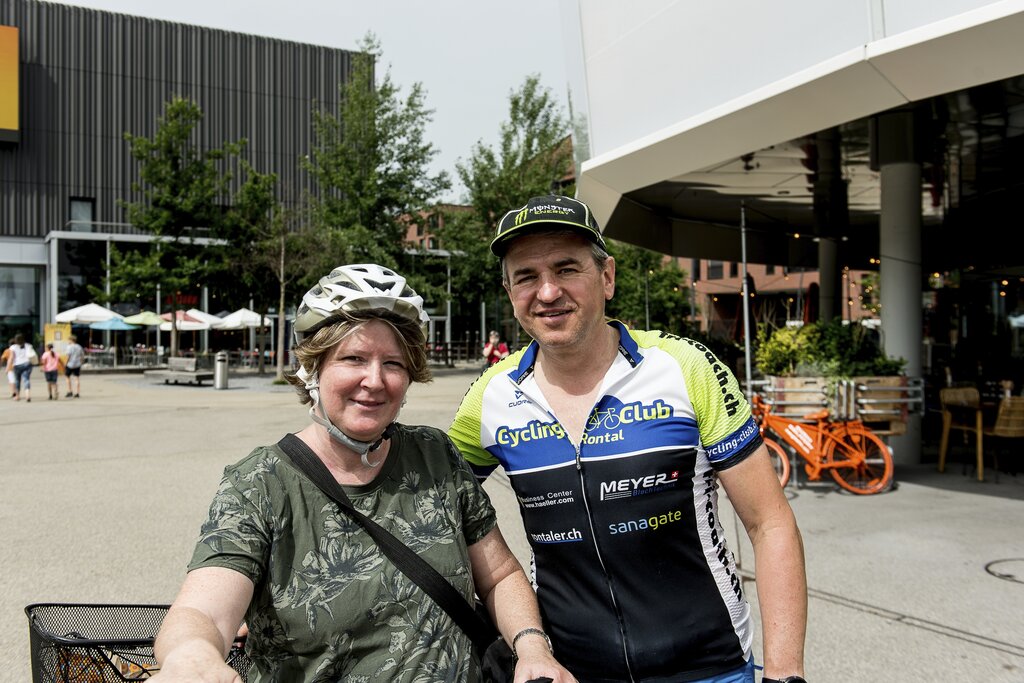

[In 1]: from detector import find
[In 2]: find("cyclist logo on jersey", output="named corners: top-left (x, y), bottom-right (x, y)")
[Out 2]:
top-left (586, 399), bottom-right (673, 432)
top-left (588, 407), bottom-right (622, 431)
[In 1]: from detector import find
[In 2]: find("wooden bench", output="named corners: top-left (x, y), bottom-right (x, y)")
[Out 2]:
top-left (144, 357), bottom-right (214, 386)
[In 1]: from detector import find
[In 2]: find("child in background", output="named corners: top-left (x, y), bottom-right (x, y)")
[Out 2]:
top-left (40, 343), bottom-right (62, 400)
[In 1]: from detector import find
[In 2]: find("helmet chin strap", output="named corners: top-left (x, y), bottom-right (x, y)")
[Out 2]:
top-left (299, 367), bottom-right (390, 467)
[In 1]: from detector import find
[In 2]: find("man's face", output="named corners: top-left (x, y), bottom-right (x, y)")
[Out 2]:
top-left (503, 232), bottom-right (615, 352)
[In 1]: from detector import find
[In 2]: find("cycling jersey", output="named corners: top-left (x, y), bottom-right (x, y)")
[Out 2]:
top-left (449, 322), bottom-right (763, 683)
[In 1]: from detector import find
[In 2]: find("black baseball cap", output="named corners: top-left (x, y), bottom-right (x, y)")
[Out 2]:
top-left (490, 195), bottom-right (606, 257)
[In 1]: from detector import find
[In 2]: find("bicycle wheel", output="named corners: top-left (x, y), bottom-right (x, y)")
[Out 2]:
top-left (763, 436), bottom-right (791, 487)
top-left (825, 427), bottom-right (893, 494)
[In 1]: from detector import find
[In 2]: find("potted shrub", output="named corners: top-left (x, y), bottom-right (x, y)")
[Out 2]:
top-left (755, 319), bottom-right (908, 432)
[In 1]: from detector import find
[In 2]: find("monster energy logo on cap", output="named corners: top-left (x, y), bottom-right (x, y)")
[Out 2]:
top-left (491, 195), bottom-right (606, 256)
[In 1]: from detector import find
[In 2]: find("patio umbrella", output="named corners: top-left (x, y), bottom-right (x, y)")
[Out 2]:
top-left (159, 311), bottom-right (209, 332)
top-left (123, 310), bottom-right (165, 326)
top-left (89, 318), bottom-right (139, 331)
top-left (55, 303), bottom-right (124, 324)
top-left (217, 307), bottom-right (272, 330)
top-left (186, 308), bottom-right (225, 328)
top-left (160, 310), bottom-right (210, 352)
top-left (89, 318), bottom-right (139, 365)
top-left (123, 310), bottom-right (163, 351)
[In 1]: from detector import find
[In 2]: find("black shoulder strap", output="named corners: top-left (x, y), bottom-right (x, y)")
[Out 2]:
top-left (276, 433), bottom-right (498, 650)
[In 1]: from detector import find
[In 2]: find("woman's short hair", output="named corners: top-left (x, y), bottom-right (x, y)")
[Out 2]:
top-left (286, 308), bottom-right (431, 405)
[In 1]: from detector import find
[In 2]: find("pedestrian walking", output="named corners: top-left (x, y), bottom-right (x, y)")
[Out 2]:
top-left (40, 343), bottom-right (62, 400)
top-left (2, 339), bottom-right (15, 398)
top-left (7, 333), bottom-right (35, 402)
top-left (64, 334), bottom-right (84, 398)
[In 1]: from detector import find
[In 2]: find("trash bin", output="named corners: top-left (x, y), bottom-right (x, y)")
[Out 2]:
top-left (214, 350), bottom-right (229, 390)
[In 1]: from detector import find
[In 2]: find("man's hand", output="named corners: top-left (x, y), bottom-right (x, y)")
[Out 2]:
top-left (513, 648), bottom-right (576, 683)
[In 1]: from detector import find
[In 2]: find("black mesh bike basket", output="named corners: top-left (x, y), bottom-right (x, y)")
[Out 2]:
top-left (25, 603), bottom-right (251, 682)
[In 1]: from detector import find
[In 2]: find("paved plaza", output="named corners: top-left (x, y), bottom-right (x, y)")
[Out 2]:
top-left (2, 368), bottom-right (1023, 682)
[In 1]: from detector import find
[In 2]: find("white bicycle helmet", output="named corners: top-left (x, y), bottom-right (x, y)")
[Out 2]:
top-left (293, 263), bottom-right (429, 344)
top-left (293, 264), bottom-right (428, 464)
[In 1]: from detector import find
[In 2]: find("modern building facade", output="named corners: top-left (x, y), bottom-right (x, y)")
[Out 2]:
top-left (0, 0), bottom-right (355, 342)
top-left (562, 0), bottom-right (1024, 461)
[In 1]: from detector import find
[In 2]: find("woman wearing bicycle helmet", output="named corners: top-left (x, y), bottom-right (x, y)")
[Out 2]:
top-left (153, 264), bottom-right (573, 683)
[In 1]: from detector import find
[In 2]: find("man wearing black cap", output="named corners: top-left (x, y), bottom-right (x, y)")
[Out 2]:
top-left (449, 195), bottom-right (807, 683)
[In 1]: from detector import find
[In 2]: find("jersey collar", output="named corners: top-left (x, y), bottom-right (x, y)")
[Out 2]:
top-left (510, 320), bottom-right (645, 385)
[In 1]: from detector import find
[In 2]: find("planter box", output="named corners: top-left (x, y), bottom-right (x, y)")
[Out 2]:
top-left (765, 376), bottom-right (829, 420)
top-left (848, 375), bottom-right (908, 435)
top-left (764, 375), bottom-right (908, 435)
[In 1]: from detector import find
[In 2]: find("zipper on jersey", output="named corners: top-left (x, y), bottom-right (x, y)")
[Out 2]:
top-left (575, 442), bottom-right (637, 683)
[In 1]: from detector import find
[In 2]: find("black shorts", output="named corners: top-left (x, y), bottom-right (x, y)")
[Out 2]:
top-left (44, 371), bottom-right (58, 383)
top-left (65, 366), bottom-right (81, 377)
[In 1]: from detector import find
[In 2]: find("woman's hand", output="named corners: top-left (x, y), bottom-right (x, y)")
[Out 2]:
top-left (468, 529), bottom-right (577, 683)
top-left (153, 568), bottom-right (253, 682)
top-left (149, 640), bottom-right (242, 682)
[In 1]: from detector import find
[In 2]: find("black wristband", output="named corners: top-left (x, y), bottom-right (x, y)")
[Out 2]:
top-left (762, 677), bottom-right (806, 683)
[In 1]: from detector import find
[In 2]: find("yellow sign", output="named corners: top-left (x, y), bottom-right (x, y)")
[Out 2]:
top-left (45, 323), bottom-right (72, 360)
top-left (0, 25), bottom-right (18, 141)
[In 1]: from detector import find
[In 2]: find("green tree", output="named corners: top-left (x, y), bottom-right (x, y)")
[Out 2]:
top-left (209, 162), bottom-right (277, 377)
top-left (438, 74), bottom-right (573, 322)
top-left (305, 34), bottom-right (449, 283)
top-left (605, 241), bottom-right (690, 334)
top-left (111, 96), bottom-right (244, 357)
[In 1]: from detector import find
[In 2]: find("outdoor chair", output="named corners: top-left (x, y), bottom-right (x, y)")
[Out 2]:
top-left (938, 386), bottom-right (984, 481)
top-left (981, 396), bottom-right (1024, 482)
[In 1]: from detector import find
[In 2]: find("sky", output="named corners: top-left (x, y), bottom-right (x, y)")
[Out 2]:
top-left (43, 0), bottom-right (571, 203)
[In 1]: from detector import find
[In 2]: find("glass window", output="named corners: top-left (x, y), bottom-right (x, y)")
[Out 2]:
top-left (57, 239), bottom-right (106, 310)
top-left (729, 262), bottom-right (738, 277)
top-left (0, 266), bottom-right (42, 342)
top-left (69, 198), bottom-right (95, 232)
top-left (707, 260), bottom-right (723, 279)
top-left (766, 264), bottom-right (776, 274)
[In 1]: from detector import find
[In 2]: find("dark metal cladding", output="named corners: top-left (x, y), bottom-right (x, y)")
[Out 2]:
top-left (0, 0), bottom-right (356, 237)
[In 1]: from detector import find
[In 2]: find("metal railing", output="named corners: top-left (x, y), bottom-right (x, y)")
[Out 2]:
top-left (753, 377), bottom-right (925, 422)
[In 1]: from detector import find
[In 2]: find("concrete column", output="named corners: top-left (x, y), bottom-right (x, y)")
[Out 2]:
top-left (879, 160), bottom-right (923, 464)
top-left (817, 239), bottom-right (838, 322)
top-left (813, 128), bottom-right (847, 322)
top-left (48, 237), bottom-right (59, 322)
top-left (871, 108), bottom-right (924, 465)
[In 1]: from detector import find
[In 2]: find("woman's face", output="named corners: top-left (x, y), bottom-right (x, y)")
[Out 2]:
top-left (316, 320), bottom-right (411, 442)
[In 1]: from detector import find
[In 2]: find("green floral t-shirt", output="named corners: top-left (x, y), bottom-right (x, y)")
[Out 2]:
top-left (188, 424), bottom-right (498, 683)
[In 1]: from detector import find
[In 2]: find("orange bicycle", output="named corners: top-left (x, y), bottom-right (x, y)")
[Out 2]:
top-left (751, 393), bottom-right (894, 494)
